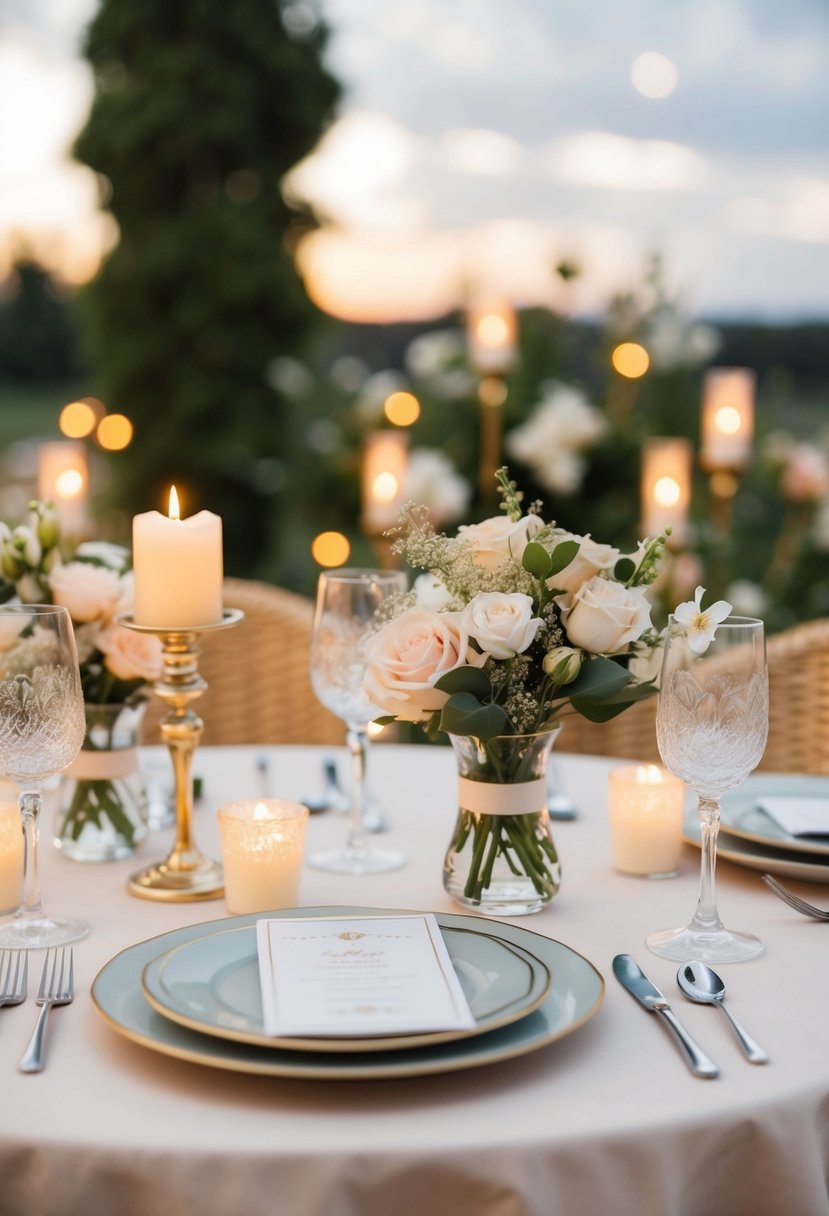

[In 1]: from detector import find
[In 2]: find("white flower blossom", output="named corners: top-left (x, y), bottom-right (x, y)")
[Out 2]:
top-left (673, 586), bottom-right (732, 654)
top-left (505, 381), bottom-right (606, 495)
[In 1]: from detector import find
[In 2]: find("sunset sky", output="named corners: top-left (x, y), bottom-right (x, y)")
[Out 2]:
top-left (2, 0), bottom-right (828, 322)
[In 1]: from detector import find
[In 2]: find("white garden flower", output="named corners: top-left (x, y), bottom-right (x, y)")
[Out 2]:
top-left (404, 450), bottom-right (471, 528)
top-left (505, 382), bottom-right (607, 496)
top-left (673, 586), bottom-right (732, 654)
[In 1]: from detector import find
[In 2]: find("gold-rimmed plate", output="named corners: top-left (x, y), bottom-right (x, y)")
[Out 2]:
top-left (92, 905), bottom-right (605, 1081)
top-left (715, 775), bottom-right (829, 857)
top-left (141, 919), bottom-right (551, 1053)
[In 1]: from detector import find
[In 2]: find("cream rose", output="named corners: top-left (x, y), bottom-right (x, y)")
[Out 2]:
top-left (363, 606), bottom-right (487, 723)
top-left (97, 624), bottom-right (163, 683)
top-left (558, 577), bottom-right (652, 654)
top-left (548, 533), bottom-right (619, 594)
top-left (460, 593), bottom-right (541, 660)
top-left (49, 562), bottom-right (122, 623)
top-left (457, 513), bottom-right (544, 572)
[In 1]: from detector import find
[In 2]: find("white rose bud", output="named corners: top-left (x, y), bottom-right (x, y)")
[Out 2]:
top-left (542, 646), bottom-right (583, 684)
top-left (459, 592), bottom-right (541, 660)
top-left (558, 576), bottom-right (652, 655)
top-left (13, 525), bottom-right (41, 568)
top-left (33, 503), bottom-right (61, 551)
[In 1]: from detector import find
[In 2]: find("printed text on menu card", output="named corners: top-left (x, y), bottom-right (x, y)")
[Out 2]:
top-left (256, 915), bottom-right (475, 1037)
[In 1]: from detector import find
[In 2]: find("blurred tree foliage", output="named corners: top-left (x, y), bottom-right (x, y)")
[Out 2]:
top-left (73, 0), bottom-right (340, 573)
top-left (0, 261), bottom-right (85, 382)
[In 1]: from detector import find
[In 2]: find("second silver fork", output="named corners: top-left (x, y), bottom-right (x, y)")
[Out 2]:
top-left (762, 874), bottom-right (829, 921)
top-left (19, 947), bottom-right (74, 1073)
top-left (0, 949), bottom-right (28, 1011)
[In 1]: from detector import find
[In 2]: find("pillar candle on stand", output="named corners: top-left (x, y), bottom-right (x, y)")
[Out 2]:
top-left (640, 437), bottom-right (692, 546)
top-left (700, 368), bottom-right (755, 472)
top-left (132, 487), bottom-right (223, 628)
top-left (361, 431), bottom-right (408, 535)
top-left (608, 765), bottom-right (686, 878)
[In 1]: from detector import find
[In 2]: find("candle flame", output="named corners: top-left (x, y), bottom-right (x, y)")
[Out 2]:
top-left (168, 485), bottom-right (181, 520)
top-left (715, 405), bottom-right (741, 435)
top-left (253, 802), bottom-right (272, 821)
top-left (653, 475), bottom-right (681, 507)
top-left (637, 765), bottom-right (664, 783)
top-left (55, 468), bottom-right (85, 500)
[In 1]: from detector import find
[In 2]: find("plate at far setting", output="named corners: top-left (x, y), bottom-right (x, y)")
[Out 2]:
top-left (684, 814), bottom-right (829, 885)
top-left (715, 774), bottom-right (829, 857)
top-left (141, 918), bottom-right (552, 1053)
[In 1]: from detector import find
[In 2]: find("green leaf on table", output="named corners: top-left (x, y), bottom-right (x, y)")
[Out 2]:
top-left (433, 665), bottom-right (493, 700)
top-left (439, 693), bottom-right (508, 740)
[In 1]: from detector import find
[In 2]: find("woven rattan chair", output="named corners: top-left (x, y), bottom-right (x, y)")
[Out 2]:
top-left (142, 577), bottom-right (342, 746)
top-left (559, 617), bottom-right (829, 776)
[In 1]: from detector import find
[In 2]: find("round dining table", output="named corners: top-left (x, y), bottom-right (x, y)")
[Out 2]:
top-left (1, 742), bottom-right (827, 1216)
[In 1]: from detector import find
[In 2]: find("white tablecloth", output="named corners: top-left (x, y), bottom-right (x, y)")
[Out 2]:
top-left (1, 744), bottom-right (827, 1216)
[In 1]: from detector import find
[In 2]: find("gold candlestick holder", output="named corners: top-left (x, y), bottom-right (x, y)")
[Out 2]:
top-left (119, 609), bottom-right (244, 901)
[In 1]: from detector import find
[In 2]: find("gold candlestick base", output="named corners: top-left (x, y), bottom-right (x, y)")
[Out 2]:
top-left (119, 609), bottom-right (244, 901)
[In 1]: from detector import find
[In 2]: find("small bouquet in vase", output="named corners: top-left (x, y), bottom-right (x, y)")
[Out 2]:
top-left (0, 502), bottom-right (163, 859)
top-left (363, 469), bottom-right (667, 914)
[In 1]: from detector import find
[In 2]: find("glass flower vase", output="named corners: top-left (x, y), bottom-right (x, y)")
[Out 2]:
top-left (55, 702), bottom-right (149, 862)
top-left (443, 728), bottom-right (562, 916)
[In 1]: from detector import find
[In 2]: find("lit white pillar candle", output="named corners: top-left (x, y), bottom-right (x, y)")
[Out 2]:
top-left (466, 299), bottom-right (518, 375)
top-left (361, 431), bottom-right (408, 534)
top-left (132, 486), bottom-right (223, 628)
top-left (640, 437), bottom-right (692, 545)
top-left (37, 441), bottom-right (90, 536)
top-left (608, 765), bottom-right (686, 878)
top-left (217, 800), bottom-right (309, 914)
top-left (700, 367), bottom-right (755, 472)
top-left (0, 784), bottom-right (23, 914)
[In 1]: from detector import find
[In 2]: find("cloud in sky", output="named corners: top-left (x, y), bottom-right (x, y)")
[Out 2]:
top-left (1, 0), bottom-right (827, 319)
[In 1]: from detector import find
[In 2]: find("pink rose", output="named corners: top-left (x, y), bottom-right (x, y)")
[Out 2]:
top-left (457, 514), bottom-right (544, 572)
top-left (547, 533), bottom-right (619, 594)
top-left (363, 606), bottom-right (487, 723)
top-left (97, 624), bottom-right (163, 683)
top-left (49, 562), bottom-right (122, 623)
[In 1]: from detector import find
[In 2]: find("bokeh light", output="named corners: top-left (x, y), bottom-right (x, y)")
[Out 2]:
top-left (611, 342), bottom-right (650, 378)
top-left (372, 471), bottom-right (399, 503)
top-left (55, 468), bottom-right (85, 499)
top-left (384, 390), bottom-right (420, 426)
top-left (631, 52), bottom-right (678, 100)
top-left (715, 405), bottom-right (742, 435)
top-left (96, 413), bottom-right (134, 450)
top-left (59, 397), bottom-right (101, 439)
top-left (311, 530), bottom-right (351, 567)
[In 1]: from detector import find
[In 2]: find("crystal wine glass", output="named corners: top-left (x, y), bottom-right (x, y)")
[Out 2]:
top-left (647, 615), bottom-right (768, 964)
top-left (0, 604), bottom-right (88, 948)
top-left (308, 569), bottom-right (407, 874)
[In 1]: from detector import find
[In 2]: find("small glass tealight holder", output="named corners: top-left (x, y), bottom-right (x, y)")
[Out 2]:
top-left (0, 784), bottom-right (23, 915)
top-left (609, 765), bottom-right (686, 878)
top-left (217, 800), bottom-right (309, 914)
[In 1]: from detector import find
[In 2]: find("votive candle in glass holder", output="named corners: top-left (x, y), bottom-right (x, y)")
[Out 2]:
top-left (609, 765), bottom-right (686, 878)
top-left (0, 783), bottom-right (23, 915)
top-left (217, 800), bottom-right (309, 914)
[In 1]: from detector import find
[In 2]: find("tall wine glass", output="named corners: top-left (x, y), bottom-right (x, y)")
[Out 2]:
top-left (308, 569), bottom-right (407, 874)
top-left (0, 605), bottom-right (88, 948)
top-left (647, 615), bottom-right (768, 964)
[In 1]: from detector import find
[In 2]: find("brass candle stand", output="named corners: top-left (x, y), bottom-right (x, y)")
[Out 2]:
top-left (119, 609), bottom-right (244, 901)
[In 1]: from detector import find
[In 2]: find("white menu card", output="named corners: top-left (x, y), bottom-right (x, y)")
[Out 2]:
top-left (256, 914), bottom-right (475, 1038)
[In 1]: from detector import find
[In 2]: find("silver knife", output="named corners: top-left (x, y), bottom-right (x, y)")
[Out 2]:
top-left (613, 954), bottom-right (719, 1079)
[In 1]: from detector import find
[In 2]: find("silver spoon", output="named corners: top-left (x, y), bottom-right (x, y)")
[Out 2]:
top-left (676, 961), bottom-right (769, 1065)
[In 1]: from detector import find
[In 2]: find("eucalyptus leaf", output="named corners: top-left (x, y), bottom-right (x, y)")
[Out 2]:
top-left (614, 557), bottom-right (636, 582)
top-left (548, 539), bottom-right (580, 576)
top-left (565, 655), bottom-right (631, 702)
top-left (521, 542), bottom-right (553, 580)
top-left (439, 693), bottom-right (508, 740)
top-left (433, 665), bottom-right (493, 700)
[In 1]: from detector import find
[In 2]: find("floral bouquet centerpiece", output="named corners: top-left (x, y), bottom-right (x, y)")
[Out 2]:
top-left (364, 469), bottom-right (667, 915)
top-left (0, 502), bottom-right (163, 861)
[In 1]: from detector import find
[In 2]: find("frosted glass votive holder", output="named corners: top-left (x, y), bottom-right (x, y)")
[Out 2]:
top-left (609, 765), bottom-right (686, 878)
top-left (217, 799), bottom-right (309, 914)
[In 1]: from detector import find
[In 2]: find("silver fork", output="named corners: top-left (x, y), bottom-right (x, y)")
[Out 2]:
top-left (761, 874), bottom-right (829, 921)
top-left (0, 950), bottom-right (28, 1011)
top-left (19, 947), bottom-right (74, 1073)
